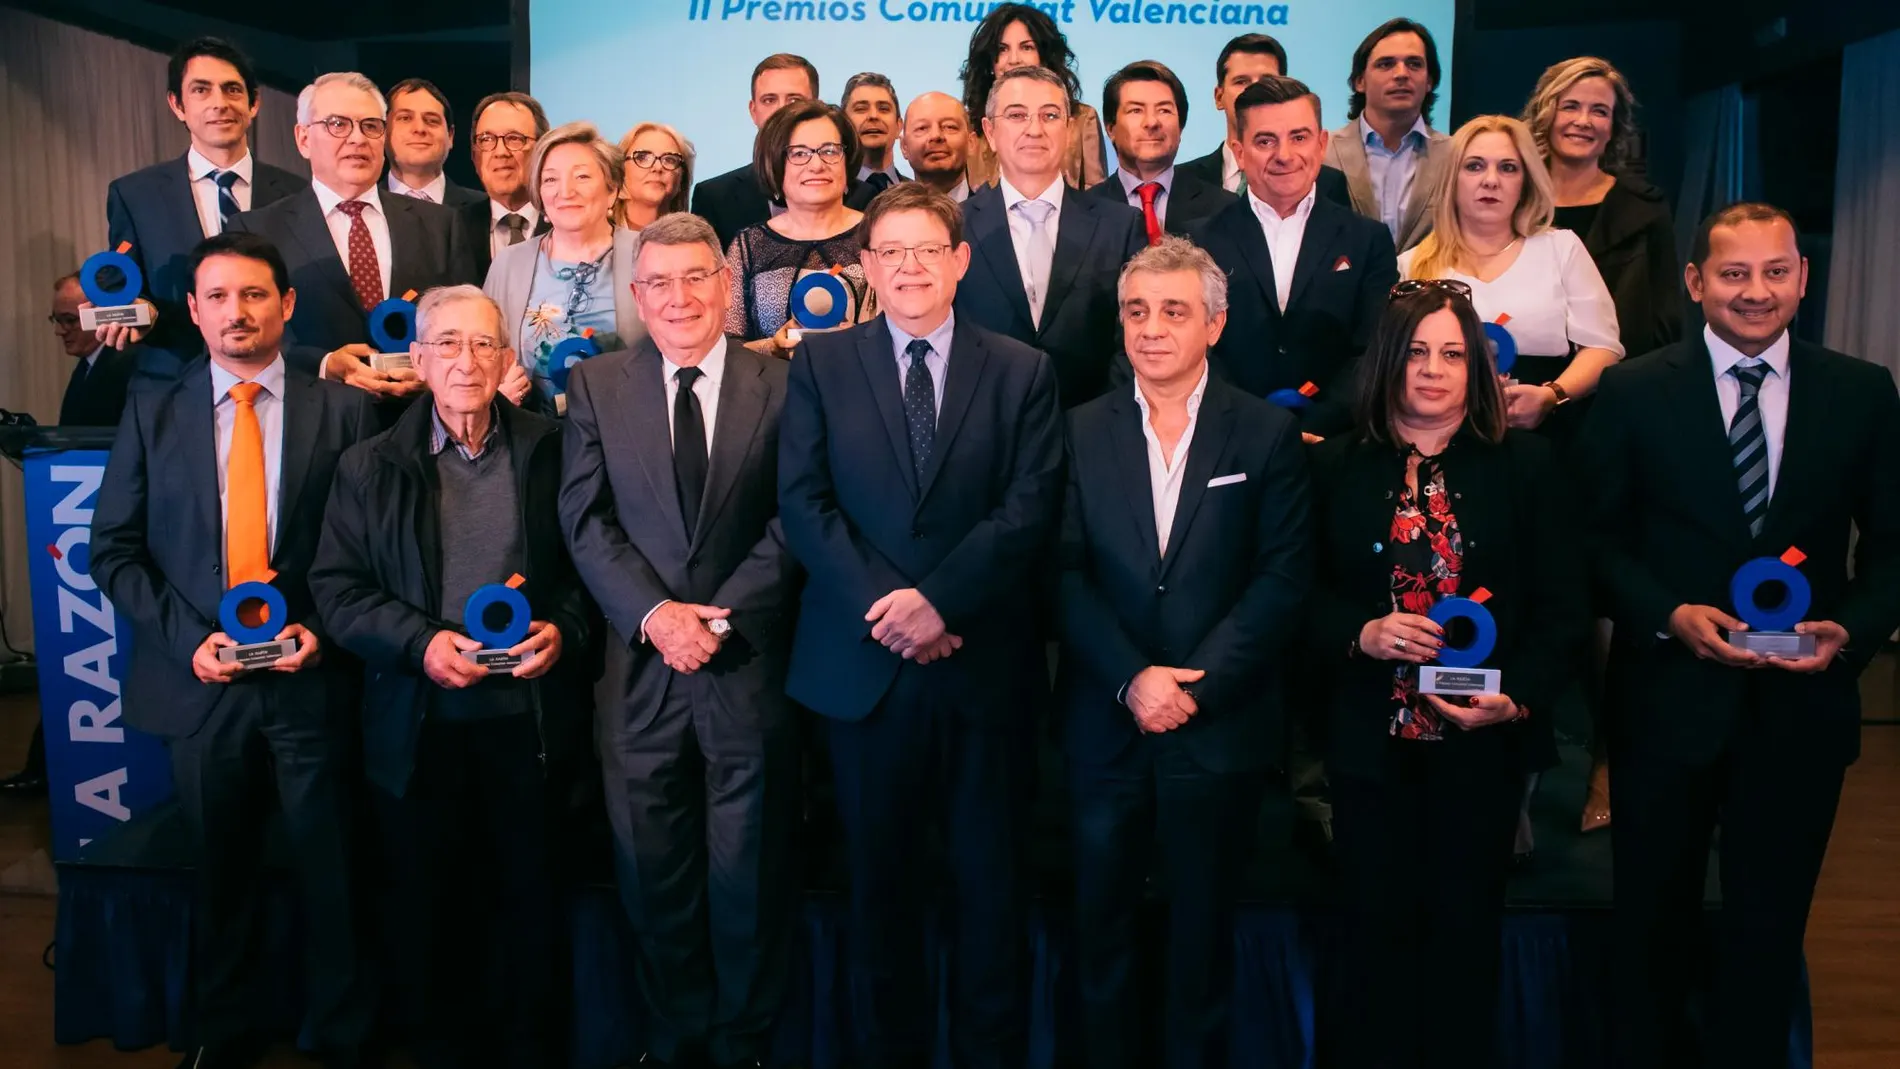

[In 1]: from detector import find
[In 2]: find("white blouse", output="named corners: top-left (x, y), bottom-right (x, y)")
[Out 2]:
top-left (1399, 228), bottom-right (1624, 359)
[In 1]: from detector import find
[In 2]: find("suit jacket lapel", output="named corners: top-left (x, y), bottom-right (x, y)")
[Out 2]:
top-left (918, 324), bottom-right (990, 501)
top-left (1222, 199), bottom-right (1280, 321)
top-left (172, 362), bottom-right (222, 581)
top-left (1401, 135), bottom-right (1449, 249)
top-left (856, 319), bottom-right (919, 500)
top-left (1107, 392), bottom-right (1161, 571)
top-left (693, 342), bottom-right (767, 551)
top-left (968, 191), bottom-right (1035, 334)
top-left (385, 195), bottom-right (425, 301)
top-left (1669, 340), bottom-right (1754, 549)
top-left (1333, 128), bottom-right (1377, 219)
top-left (1160, 383), bottom-right (1234, 578)
top-left (273, 367), bottom-right (318, 565)
top-left (1760, 342), bottom-right (1824, 547)
top-left (164, 155), bottom-right (205, 249)
top-left (1286, 200), bottom-right (1344, 313)
top-left (1039, 195), bottom-right (1094, 330)
top-left (284, 189), bottom-right (361, 310)
top-left (621, 347), bottom-right (689, 542)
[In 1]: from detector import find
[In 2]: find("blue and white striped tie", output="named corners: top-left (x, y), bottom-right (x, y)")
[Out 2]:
top-left (213, 169), bottom-right (242, 231)
top-left (1729, 361), bottom-right (1771, 537)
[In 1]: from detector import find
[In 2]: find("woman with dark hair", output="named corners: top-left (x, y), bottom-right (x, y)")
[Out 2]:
top-left (959, 2), bottom-right (1107, 189)
top-left (724, 98), bottom-right (877, 357)
top-left (1309, 280), bottom-right (1586, 1069)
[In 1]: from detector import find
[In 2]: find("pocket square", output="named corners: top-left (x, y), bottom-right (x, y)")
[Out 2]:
top-left (1207, 473), bottom-right (1247, 488)
top-left (1333, 255), bottom-right (1353, 272)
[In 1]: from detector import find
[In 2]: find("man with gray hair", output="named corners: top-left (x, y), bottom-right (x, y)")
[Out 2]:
top-left (1056, 236), bottom-right (1312, 1069)
top-left (229, 71), bottom-right (481, 406)
top-left (559, 213), bottom-right (797, 1069)
top-left (310, 283), bottom-right (592, 1069)
top-left (842, 71), bottom-right (907, 192)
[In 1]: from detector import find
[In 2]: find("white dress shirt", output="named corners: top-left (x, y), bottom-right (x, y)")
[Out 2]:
top-left (660, 335), bottom-right (727, 455)
top-left (1247, 185), bottom-right (1317, 312)
top-left (1220, 141), bottom-right (1244, 194)
top-left (83, 345), bottom-right (103, 370)
top-left (488, 199), bottom-right (542, 259)
top-left (888, 312), bottom-right (955, 420)
top-left (312, 180), bottom-right (393, 299)
top-left (1133, 364), bottom-right (1210, 557)
top-left (1116, 165), bottom-right (1175, 230)
top-left (999, 174), bottom-right (1064, 320)
top-left (187, 148), bottom-right (254, 239)
top-left (387, 170), bottom-right (448, 204)
top-left (1360, 115), bottom-right (1430, 243)
top-left (210, 355), bottom-right (286, 567)
top-left (1397, 229), bottom-right (1625, 359)
top-left (946, 178), bottom-right (971, 203)
top-left (1708, 324), bottom-right (1791, 501)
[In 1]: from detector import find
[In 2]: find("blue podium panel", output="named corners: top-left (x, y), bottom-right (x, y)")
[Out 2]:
top-left (22, 450), bottom-right (173, 860)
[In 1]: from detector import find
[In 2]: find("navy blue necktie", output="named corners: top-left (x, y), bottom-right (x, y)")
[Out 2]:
top-left (902, 339), bottom-right (936, 480)
top-left (213, 169), bottom-right (242, 230)
top-left (1729, 361), bottom-right (1770, 537)
top-left (866, 171), bottom-right (895, 194)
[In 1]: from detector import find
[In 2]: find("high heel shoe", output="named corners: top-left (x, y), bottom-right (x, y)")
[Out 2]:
top-left (1579, 757), bottom-right (1611, 833)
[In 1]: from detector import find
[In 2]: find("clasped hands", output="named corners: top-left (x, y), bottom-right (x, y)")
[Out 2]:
top-left (1358, 612), bottom-right (1520, 729)
top-left (1667, 603), bottom-right (1847, 674)
top-left (1126, 665), bottom-right (1204, 733)
top-left (190, 623), bottom-right (321, 684)
top-left (646, 601), bottom-right (732, 674)
top-left (866, 588), bottom-right (962, 664)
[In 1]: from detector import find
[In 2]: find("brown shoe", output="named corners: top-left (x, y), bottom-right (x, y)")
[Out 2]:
top-left (1580, 757), bottom-right (1612, 833)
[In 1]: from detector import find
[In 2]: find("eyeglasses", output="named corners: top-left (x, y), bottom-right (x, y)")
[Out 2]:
top-left (869, 243), bottom-right (951, 267)
top-left (785, 143), bottom-right (845, 166)
top-left (1389, 278), bottom-right (1474, 302)
top-left (418, 337), bottom-right (503, 363)
top-left (996, 107), bottom-right (1069, 128)
top-left (629, 150), bottom-right (686, 172)
top-left (634, 267), bottom-right (724, 296)
top-left (309, 114), bottom-right (387, 140)
top-left (475, 132), bottom-right (535, 153)
top-left (47, 313), bottom-right (81, 329)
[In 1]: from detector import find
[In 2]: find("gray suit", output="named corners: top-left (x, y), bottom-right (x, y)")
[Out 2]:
top-left (1323, 121), bottom-right (1452, 253)
top-left (556, 336), bottom-right (795, 1066)
top-left (483, 226), bottom-right (649, 410)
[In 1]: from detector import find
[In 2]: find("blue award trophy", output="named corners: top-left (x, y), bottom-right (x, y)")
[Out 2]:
top-left (1485, 316), bottom-right (1519, 379)
top-left (1418, 587), bottom-right (1502, 696)
top-left (1266, 381), bottom-right (1319, 411)
top-left (463, 573), bottom-right (533, 671)
top-left (368, 290), bottom-right (418, 371)
top-left (1728, 546), bottom-right (1817, 657)
top-left (785, 266), bottom-right (851, 344)
top-left (548, 330), bottom-right (601, 417)
top-left (217, 571), bottom-right (298, 668)
top-left (77, 241), bottom-right (153, 331)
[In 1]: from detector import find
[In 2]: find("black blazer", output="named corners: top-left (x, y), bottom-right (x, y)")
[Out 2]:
top-left (779, 316), bottom-right (1065, 721)
top-left (1575, 176), bottom-right (1682, 359)
top-left (1083, 167), bottom-right (1236, 237)
top-left (106, 154), bottom-right (304, 355)
top-left (955, 183), bottom-right (1147, 408)
top-left (308, 398), bottom-right (595, 797)
top-left (1192, 192), bottom-right (1398, 436)
top-left (1057, 375), bottom-right (1311, 772)
top-left (440, 180), bottom-right (487, 211)
top-left (59, 348), bottom-right (143, 427)
top-left (558, 337), bottom-right (796, 729)
top-left (1177, 147), bottom-right (1352, 208)
top-left (458, 197), bottom-right (552, 279)
top-left (90, 355), bottom-right (376, 739)
top-left (1308, 430), bottom-right (1587, 779)
top-left (1578, 335), bottom-right (1900, 768)
top-left (226, 187), bottom-right (481, 353)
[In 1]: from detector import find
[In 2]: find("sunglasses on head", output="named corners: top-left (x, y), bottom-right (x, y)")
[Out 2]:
top-left (1389, 278), bottom-right (1474, 302)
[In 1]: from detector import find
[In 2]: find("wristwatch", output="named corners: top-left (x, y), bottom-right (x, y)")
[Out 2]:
top-left (1544, 381), bottom-right (1572, 405)
top-left (706, 618), bottom-right (731, 638)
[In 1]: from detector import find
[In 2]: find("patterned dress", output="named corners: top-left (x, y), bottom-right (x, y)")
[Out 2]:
top-left (1386, 445), bottom-right (1465, 741)
top-left (724, 224), bottom-right (875, 343)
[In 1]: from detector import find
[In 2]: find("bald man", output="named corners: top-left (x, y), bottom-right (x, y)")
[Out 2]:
top-left (900, 92), bottom-right (973, 203)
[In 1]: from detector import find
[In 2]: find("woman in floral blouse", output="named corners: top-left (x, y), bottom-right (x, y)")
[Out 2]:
top-left (1308, 279), bottom-right (1587, 1069)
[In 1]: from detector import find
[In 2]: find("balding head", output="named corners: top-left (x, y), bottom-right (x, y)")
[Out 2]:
top-left (901, 92), bottom-right (972, 187)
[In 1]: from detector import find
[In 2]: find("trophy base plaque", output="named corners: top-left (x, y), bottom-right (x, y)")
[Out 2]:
top-left (1419, 666), bottom-right (1501, 697)
top-left (370, 352), bottom-right (413, 372)
top-left (218, 638), bottom-right (298, 668)
top-left (463, 649), bottom-right (526, 671)
top-left (1728, 630), bottom-right (1817, 657)
top-left (80, 304), bottom-right (153, 330)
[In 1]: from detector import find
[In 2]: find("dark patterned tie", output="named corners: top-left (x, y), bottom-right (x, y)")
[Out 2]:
top-left (335, 200), bottom-right (384, 312)
top-left (502, 213), bottom-right (528, 246)
top-left (902, 338), bottom-right (936, 481)
top-left (1729, 361), bottom-right (1770, 537)
top-left (673, 367), bottom-right (708, 538)
top-left (866, 171), bottom-right (895, 194)
top-left (214, 169), bottom-right (242, 231)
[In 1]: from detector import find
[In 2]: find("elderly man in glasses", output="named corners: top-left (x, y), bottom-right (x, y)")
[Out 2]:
top-left (310, 283), bottom-right (592, 1069)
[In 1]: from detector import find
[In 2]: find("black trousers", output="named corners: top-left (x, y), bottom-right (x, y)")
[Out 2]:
top-left (168, 685), bottom-right (370, 1051)
top-left (1069, 743), bottom-right (1264, 1069)
top-left (826, 664), bottom-right (1029, 1069)
top-left (1330, 738), bottom-right (1521, 1069)
top-left (372, 713), bottom-right (558, 1069)
top-left (600, 670), bottom-right (795, 1066)
top-left (1610, 713), bottom-right (1844, 1069)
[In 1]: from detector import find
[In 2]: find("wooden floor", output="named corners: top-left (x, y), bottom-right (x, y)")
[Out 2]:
top-left (4, 673), bottom-right (1900, 1067)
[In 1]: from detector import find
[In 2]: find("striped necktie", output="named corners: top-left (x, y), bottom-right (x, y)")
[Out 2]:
top-left (1729, 361), bottom-right (1771, 537)
top-left (214, 169), bottom-right (242, 230)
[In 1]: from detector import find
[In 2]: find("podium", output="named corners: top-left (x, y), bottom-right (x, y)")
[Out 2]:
top-left (1, 426), bottom-right (172, 861)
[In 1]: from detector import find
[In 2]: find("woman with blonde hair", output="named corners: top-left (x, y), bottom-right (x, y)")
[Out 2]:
top-left (613, 121), bottom-right (695, 229)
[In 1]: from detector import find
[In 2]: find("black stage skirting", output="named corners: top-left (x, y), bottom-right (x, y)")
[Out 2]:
top-left (49, 741), bottom-right (1813, 1068)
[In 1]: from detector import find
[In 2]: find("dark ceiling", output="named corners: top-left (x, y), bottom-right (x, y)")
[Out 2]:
top-left (141, 0), bottom-right (510, 39)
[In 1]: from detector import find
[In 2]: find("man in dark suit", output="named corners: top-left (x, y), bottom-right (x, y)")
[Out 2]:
top-left (50, 272), bottom-right (141, 426)
top-left (957, 65), bottom-right (1145, 409)
top-left (691, 54), bottom-right (821, 248)
top-left (1059, 237), bottom-right (1309, 1069)
top-left (106, 37), bottom-right (303, 357)
top-left (1194, 75), bottom-right (1398, 439)
top-left (383, 78), bottom-right (486, 209)
top-left (559, 212), bottom-right (796, 1069)
top-left (90, 232), bottom-right (376, 1069)
top-left (1086, 60), bottom-right (1235, 242)
top-left (1582, 203), bottom-right (1900, 1069)
top-left (463, 92), bottom-right (553, 278)
top-left (780, 182), bottom-right (1065, 1069)
top-left (309, 285), bottom-right (590, 1069)
top-left (843, 72), bottom-right (910, 192)
top-left (1177, 33), bottom-right (1350, 207)
top-left (227, 72), bottom-right (479, 405)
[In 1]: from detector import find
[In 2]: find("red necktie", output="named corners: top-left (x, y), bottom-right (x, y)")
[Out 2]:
top-left (335, 200), bottom-right (384, 312)
top-left (1137, 181), bottom-right (1164, 246)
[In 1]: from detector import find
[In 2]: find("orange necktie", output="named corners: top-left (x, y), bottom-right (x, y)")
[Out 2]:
top-left (225, 381), bottom-right (269, 588)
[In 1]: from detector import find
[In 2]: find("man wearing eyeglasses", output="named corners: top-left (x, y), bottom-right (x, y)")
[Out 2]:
top-left (465, 91), bottom-right (553, 277)
top-left (559, 212), bottom-right (796, 1069)
top-left (956, 65), bottom-right (1146, 409)
top-left (227, 71), bottom-right (481, 406)
top-left (49, 272), bottom-right (143, 427)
